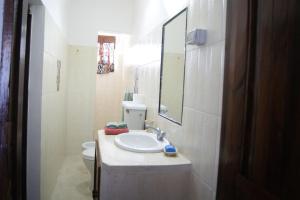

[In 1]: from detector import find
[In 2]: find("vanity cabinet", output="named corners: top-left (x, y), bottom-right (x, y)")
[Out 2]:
top-left (93, 139), bottom-right (101, 200)
top-left (97, 130), bottom-right (191, 200)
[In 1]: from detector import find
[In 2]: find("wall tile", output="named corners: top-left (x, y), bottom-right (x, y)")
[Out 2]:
top-left (198, 42), bottom-right (223, 115)
top-left (188, 0), bottom-right (226, 45)
top-left (181, 108), bottom-right (203, 169)
top-left (189, 172), bottom-right (214, 200)
top-left (126, 1), bottom-right (227, 199)
top-left (41, 11), bottom-right (68, 200)
top-left (206, 0), bottom-right (226, 44)
top-left (199, 113), bottom-right (219, 187)
top-left (66, 45), bottom-right (97, 155)
top-left (187, 0), bottom-right (202, 33)
top-left (222, 0), bottom-right (227, 41)
top-left (212, 117), bottom-right (222, 191)
top-left (199, 0), bottom-right (209, 29)
top-left (42, 52), bottom-right (57, 94)
top-left (194, 46), bottom-right (207, 111)
top-left (184, 49), bottom-right (199, 109)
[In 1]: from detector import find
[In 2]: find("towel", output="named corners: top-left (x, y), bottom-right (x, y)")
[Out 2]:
top-left (106, 122), bottom-right (127, 129)
top-left (104, 127), bottom-right (129, 135)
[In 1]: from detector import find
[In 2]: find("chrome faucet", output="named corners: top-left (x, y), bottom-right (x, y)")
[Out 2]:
top-left (145, 125), bottom-right (166, 141)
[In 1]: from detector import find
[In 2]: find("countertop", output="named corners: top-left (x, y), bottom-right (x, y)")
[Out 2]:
top-left (97, 130), bottom-right (191, 167)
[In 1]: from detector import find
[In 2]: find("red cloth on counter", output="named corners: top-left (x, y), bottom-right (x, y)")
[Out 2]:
top-left (104, 127), bottom-right (129, 135)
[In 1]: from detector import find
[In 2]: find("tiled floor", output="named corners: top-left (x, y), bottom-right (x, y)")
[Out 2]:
top-left (51, 155), bottom-right (93, 200)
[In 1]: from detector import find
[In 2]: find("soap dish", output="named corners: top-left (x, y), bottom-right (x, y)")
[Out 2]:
top-left (163, 145), bottom-right (177, 157)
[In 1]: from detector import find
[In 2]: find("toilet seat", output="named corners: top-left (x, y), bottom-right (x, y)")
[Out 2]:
top-left (81, 141), bottom-right (96, 150)
top-left (82, 149), bottom-right (95, 161)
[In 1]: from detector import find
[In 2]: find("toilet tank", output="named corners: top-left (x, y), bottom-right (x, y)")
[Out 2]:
top-left (122, 101), bottom-right (146, 130)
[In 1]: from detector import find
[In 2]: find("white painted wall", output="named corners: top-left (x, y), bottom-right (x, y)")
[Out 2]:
top-left (27, 4), bottom-right (45, 200)
top-left (41, 0), bottom-right (69, 35)
top-left (132, 0), bottom-right (187, 40)
top-left (67, 0), bottom-right (134, 46)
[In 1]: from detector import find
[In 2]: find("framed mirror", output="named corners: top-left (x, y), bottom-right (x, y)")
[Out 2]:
top-left (158, 8), bottom-right (187, 125)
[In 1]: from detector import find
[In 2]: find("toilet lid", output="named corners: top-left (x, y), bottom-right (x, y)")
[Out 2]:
top-left (82, 149), bottom-right (95, 161)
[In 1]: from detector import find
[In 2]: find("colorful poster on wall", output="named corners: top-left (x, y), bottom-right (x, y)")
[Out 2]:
top-left (97, 35), bottom-right (116, 74)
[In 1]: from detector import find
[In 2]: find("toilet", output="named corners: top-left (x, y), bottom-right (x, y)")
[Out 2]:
top-left (81, 141), bottom-right (95, 189)
top-left (122, 101), bottom-right (147, 130)
top-left (82, 141), bottom-right (95, 150)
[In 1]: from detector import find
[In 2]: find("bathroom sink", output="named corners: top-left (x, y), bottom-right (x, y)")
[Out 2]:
top-left (114, 131), bottom-right (169, 153)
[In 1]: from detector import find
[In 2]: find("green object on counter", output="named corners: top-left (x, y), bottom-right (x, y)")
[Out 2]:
top-left (106, 122), bottom-right (128, 129)
top-left (123, 91), bottom-right (133, 101)
top-left (127, 92), bottom-right (133, 101)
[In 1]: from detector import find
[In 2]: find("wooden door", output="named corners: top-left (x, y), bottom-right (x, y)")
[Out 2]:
top-left (217, 0), bottom-right (300, 199)
top-left (0, 0), bottom-right (29, 199)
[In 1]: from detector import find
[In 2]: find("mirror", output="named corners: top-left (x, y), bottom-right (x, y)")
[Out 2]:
top-left (159, 8), bottom-right (187, 125)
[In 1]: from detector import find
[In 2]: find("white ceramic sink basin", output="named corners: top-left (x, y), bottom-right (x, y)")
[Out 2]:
top-left (114, 131), bottom-right (169, 153)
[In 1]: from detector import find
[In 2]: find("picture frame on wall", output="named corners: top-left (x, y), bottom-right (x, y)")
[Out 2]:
top-left (97, 35), bottom-right (116, 74)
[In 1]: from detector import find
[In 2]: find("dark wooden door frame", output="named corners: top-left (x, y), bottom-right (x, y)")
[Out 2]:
top-left (11, 0), bottom-right (30, 199)
top-left (0, 0), bottom-right (14, 198)
top-left (216, 0), bottom-right (257, 198)
top-left (217, 0), bottom-right (300, 199)
top-left (0, 0), bottom-right (29, 199)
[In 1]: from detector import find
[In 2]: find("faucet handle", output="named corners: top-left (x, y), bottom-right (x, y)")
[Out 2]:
top-left (145, 124), bottom-right (153, 131)
top-left (157, 131), bottom-right (166, 141)
top-left (145, 124), bottom-right (159, 131)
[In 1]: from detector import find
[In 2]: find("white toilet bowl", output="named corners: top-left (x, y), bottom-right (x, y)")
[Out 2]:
top-left (82, 148), bottom-right (95, 189)
top-left (81, 141), bottom-right (95, 151)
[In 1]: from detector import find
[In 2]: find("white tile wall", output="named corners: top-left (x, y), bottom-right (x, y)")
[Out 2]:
top-left (125, 0), bottom-right (227, 199)
top-left (41, 11), bottom-right (69, 200)
top-left (66, 45), bottom-right (97, 155)
top-left (189, 171), bottom-right (214, 200)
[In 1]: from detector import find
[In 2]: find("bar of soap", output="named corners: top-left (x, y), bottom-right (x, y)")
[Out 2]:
top-left (164, 145), bottom-right (177, 156)
top-left (165, 145), bottom-right (176, 152)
